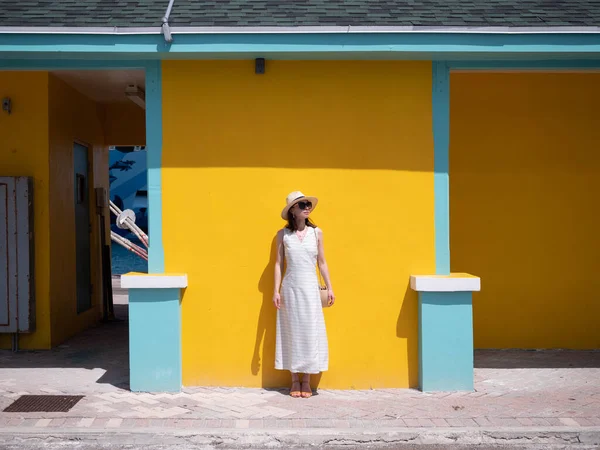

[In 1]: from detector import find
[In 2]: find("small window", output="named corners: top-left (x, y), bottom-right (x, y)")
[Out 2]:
top-left (76, 174), bottom-right (85, 204)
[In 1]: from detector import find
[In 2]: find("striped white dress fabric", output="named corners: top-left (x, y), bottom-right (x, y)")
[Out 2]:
top-left (275, 227), bottom-right (329, 374)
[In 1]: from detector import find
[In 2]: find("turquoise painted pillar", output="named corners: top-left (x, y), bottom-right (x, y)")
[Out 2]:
top-left (432, 61), bottom-right (450, 276)
top-left (411, 274), bottom-right (480, 392)
top-left (145, 60), bottom-right (165, 274)
top-left (120, 62), bottom-right (186, 393)
top-left (121, 274), bottom-right (187, 392)
top-left (425, 62), bottom-right (481, 390)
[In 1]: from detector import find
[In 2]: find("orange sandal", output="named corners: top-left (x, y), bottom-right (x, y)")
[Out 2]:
top-left (301, 381), bottom-right (313, 398)
top-left (290, 381), bottom-right (302, 398)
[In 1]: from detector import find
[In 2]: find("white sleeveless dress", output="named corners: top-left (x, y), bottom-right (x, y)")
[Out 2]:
top-left (275, 227), bottom-right (329, 374)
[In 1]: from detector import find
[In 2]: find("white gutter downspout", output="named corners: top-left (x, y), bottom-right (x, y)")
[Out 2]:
top-left (161, 0), bottom-right (175, 43)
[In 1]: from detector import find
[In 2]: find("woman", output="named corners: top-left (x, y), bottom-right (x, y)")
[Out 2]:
top-left (273, 191), bottom-right (335, 398)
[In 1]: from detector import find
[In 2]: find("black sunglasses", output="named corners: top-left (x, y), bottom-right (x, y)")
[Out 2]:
top-left (296, 201), bottom-right (312, 210)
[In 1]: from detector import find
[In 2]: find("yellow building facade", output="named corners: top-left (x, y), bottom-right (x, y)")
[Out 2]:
top-left (162, 60), bottom-right (436, 389)
top-left (1, 32), bottom-right (599, 393)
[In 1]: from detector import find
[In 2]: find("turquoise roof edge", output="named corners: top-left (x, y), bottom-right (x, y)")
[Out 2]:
top-left (0, 33), bottom-right (600, 60)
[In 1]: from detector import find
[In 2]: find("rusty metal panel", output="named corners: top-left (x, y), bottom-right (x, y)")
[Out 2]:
top-left (0, 176), bottom-right (34, 334)
top-left (0, 181), bottom-right (8, 329)
top-left (0, 177), bottom-right (17, 333)
top-left (15, 177), bottom-right (34, 332)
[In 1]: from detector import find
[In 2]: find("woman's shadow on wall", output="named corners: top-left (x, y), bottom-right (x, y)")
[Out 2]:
top-left (252, 233), bottom-right (416, 390)
top-left (252, 234), bottom-right (290, 389)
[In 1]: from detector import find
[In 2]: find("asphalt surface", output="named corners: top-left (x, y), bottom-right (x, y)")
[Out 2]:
top-left (0, 445), bottom-right (585, 450)
top-left (0, 435), bottom-right (596, 450)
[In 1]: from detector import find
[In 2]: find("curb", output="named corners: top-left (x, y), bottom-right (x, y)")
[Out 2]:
top-left (1, 426), bottom-right (599, 448)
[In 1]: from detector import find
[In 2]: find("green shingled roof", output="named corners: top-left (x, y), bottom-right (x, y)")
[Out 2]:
top-left (0, 0), bottom-right (599, 28)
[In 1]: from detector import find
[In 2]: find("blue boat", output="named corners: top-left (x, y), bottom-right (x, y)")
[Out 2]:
top-left (109, 146), bottom-right (148, 238)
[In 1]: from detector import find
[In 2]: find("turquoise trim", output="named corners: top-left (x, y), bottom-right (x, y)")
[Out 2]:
top-left (449, 59), bottom-right (600, 70)
top-left (432, 61), bottom-right (450, 275)
top-left (145, 61), bottom-right (165, 273)
top-left (0, 60), bottom-right (151, 69)
top-left (129, 288), bottom-right (182, 392)
top-left (419, 291), bottom-right (474, 392)
top-left (1, 33), bottom-right (600, 59)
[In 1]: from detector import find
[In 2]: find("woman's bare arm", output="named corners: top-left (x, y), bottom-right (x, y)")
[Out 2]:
top-left (317, 228), bottom-right (335, 305)
top-left (273, 229), bottom-right (285, 309)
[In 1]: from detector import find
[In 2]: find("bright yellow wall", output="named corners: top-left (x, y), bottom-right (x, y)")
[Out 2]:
top-left (450, 72), bottom-right (600, 349)
top-left (162, 60), bottom-right (435, 389)
top-left (0, 72), bottom-right (51, 350)
top-left (101, 102), bottom-right (146, 145)
top-left (48, 75), bottom-right (107, 346)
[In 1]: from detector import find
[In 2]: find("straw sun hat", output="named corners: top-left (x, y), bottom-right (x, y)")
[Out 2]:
top-left (281, 191), bottom-right (318, 220)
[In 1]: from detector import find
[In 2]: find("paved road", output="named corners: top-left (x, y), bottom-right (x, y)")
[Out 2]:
top-left (1, 429), bottom-right (597, 450)
top-left (0, 441), bottom-right (589, 450)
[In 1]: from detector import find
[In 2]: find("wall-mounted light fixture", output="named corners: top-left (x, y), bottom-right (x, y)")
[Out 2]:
top-left (2, 97), bottom-right (12, 115)
top-left (125, 85), bottom-right (146, 110)
top-left (255, 58), bottom-right (266, 75)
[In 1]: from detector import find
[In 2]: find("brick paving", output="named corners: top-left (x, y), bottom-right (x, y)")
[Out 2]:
top-left (0, 286), bottom-right (599, 432)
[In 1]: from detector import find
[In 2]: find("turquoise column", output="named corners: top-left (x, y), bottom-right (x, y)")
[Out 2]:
top-left (412, 275), bottom-right (480, 392)
top-left (417, 62), bottom-right (480, 391)
top-left (122, 274), bottom-right (187, 392)
top-left (145, 60), bottom-right (165, 274)
top-left (433, 61), bottom-right (450, 275)
top-left (121, 62), bottom-right (185, 393)
top-left (419, 291), bottom-right (473, 391)
top-left (129, 289), bottom-right (182, 392)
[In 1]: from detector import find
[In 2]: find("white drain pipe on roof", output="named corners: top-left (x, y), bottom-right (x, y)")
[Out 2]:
top-left (162, 0), bottom-right (176, 43)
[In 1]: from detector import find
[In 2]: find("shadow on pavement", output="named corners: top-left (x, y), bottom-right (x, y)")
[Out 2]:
top-left (0, 299), bottom-right (130, 391)
top-left (475, 349), bottom-right (600, 369)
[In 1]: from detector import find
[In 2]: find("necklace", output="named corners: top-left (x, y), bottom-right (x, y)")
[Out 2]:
top-left (296, 228), bottom-right (308, 241)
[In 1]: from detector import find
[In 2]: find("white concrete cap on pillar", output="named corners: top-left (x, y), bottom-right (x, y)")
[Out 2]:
top-left (410, 273), bottom-right (480, 292)
top-left (121, 273), bottom-right (188, 289)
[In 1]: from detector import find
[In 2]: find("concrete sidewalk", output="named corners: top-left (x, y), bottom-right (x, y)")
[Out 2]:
top-left (1, 350), bottom-right (599, 448)
top-left (0, 283), bottom-right (599, 447)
